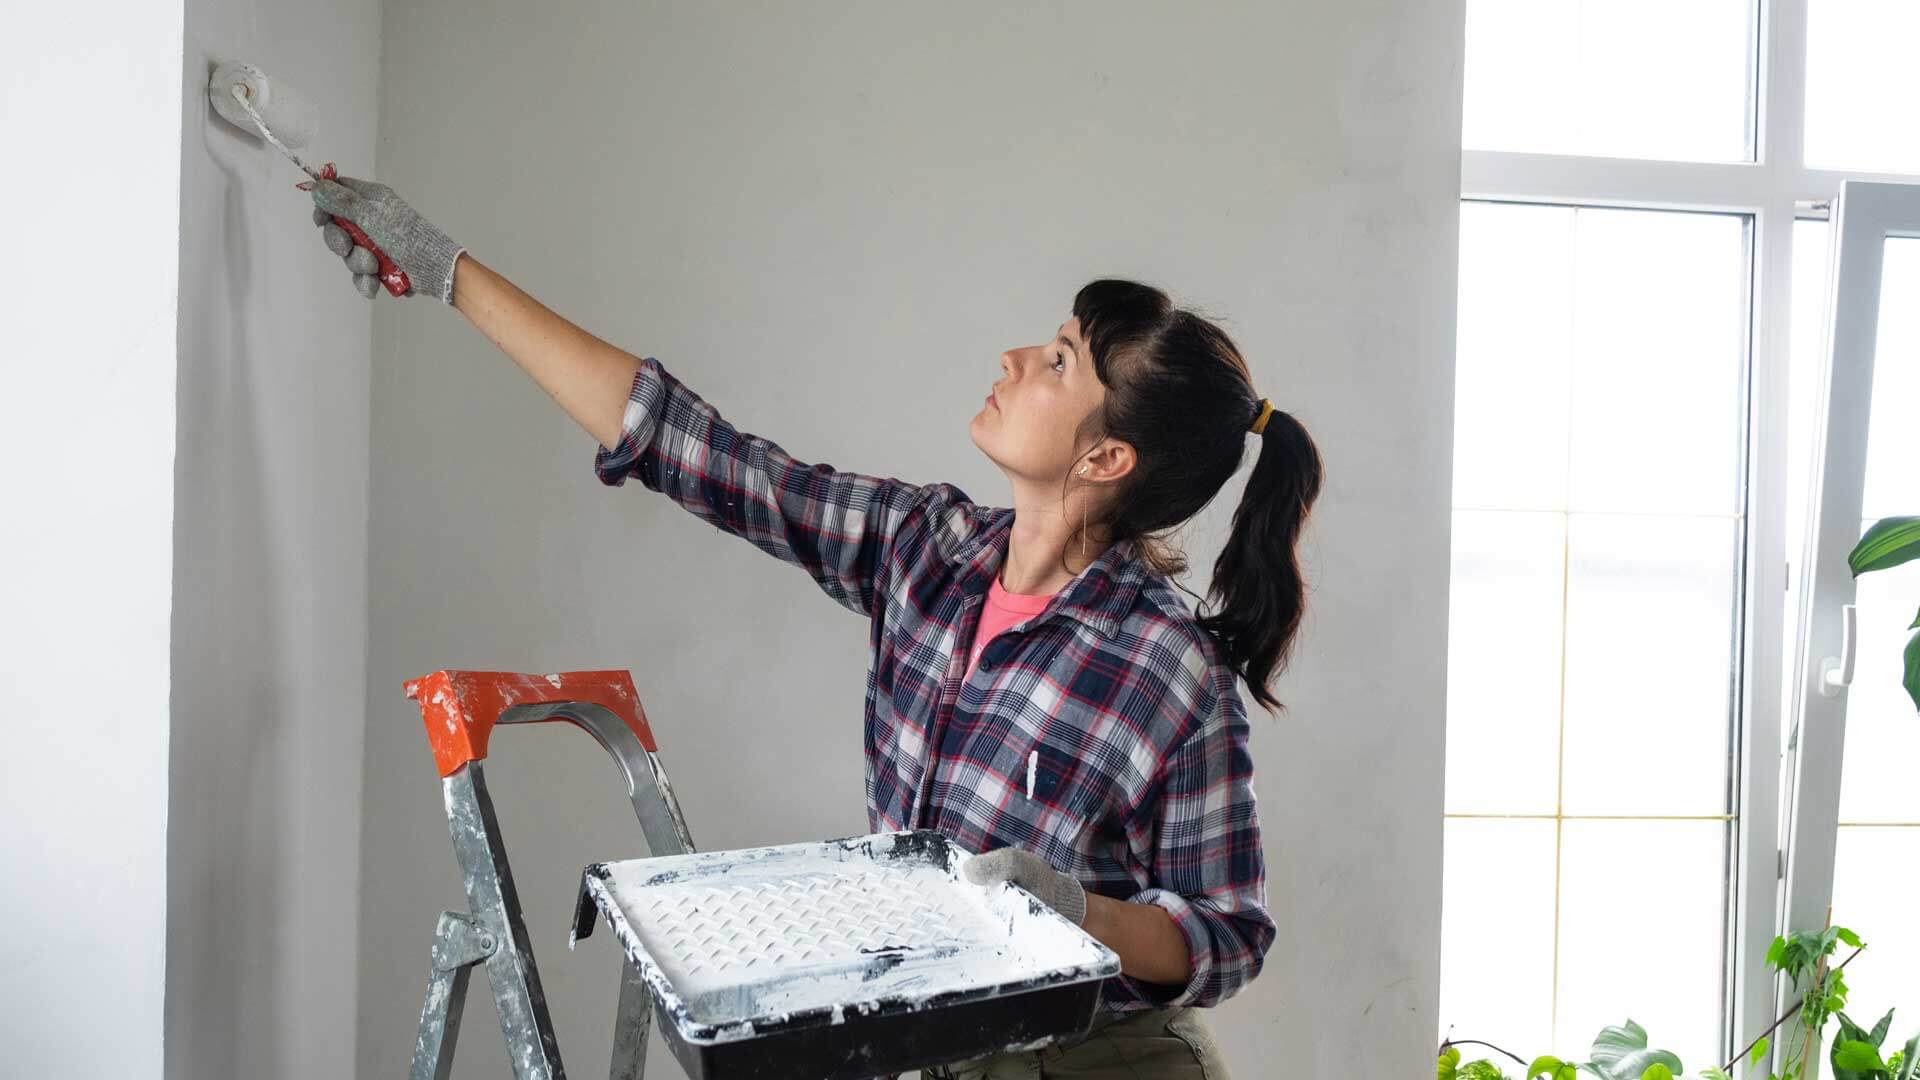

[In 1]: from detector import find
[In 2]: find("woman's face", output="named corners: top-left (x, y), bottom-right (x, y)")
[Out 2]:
top-left (970, 316), bottom-right (1108, 483)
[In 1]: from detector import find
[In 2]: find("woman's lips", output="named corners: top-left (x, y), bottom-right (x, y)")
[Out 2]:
top-left (987, 391), bottom-right (998, 409)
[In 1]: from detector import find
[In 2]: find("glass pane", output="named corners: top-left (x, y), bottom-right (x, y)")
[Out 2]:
top-left (1807, 1), bottom-right (1920, 174)
top-left (1561, 514), bottom-right (1737, 816)
top-left (1782, 219), bottom-right (1834, 755)
top-left (1455, 202), bottom-right (1575, 511)
top-left (1447, 510), bottom-right (1566, 815)
top-left (1557, 820), bottom-right (1728, 1071)
top-left (1440, 819), bottom-right (1557, 1055)
top-left (1860, 238), bottom-right (1920, 521)
top-left (1806, 226), bottom-right (1920, 1026)
top-left (1829, 825), bottom-right (1920, 1010)
top-left (1837, 557), bottom-right (1920, 821)
top-left (1836, 235), bottom-right (1920, 823)
top-left (1567, 209), bottom-right (1749, 516)
top-left (1464, 0), bottom-right (1757, 161)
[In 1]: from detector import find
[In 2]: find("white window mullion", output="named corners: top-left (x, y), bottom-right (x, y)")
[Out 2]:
top-left (1733, 192), bottom-right (1797, 1076)
top-left (1463, 151), bottom-right (1773, 213)
top-left (1744, 3), bottom-right (1808, 1073)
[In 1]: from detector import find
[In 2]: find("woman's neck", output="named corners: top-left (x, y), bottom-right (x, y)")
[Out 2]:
top-left (1001, 481), bottom-right (1108, 595)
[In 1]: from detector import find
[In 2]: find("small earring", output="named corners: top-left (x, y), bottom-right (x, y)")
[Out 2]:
top-left (1079, 464), bottom-right (1090, 476)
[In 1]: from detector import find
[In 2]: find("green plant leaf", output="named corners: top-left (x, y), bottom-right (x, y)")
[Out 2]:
top-left (1872, 1009), bottom-right (1897, 1049)
top-left (1753, 1035), bottom-right (1772, 1065)
top-left (1904, 630), bottom-right (1920, 714)
top-left (1587, 1020), bottom-right (1684, 1080)
top-left (1698, 1068), bottom-right (1735, 1080)
top-left (1461, 1062), bottom-right (1510, 1080)
top-left (1440, 1044), bottom-right (1461, 1080)
top-left (1836, 1041), bottom-right (1888, 1071)
top-left (1834, 1020), bottom-right (1882, 1080)
top-left (1849, 517), bottom-right (1920, 576)
top-left (1837, 1011), bottom-right (1871, 1045)
top-left (1528, 1055), bottom-right (1567, 1080)
top-left (1837, 927), bottom-right (1865, 949)
top-left (1768, 936), bottom-right (1788, 969)
top-left (1639, 1066), bottom-right (1673, 1080)
top-left (1908, 605), bottom-right (1920, 631)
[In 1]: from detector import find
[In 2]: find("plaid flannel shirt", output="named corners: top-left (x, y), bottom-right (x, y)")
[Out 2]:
top-left (594, 357), bottom-right (1274, 1011)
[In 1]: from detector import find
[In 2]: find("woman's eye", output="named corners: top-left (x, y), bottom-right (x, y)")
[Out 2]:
top-left (1052, 353), bottom-right (1066, 373)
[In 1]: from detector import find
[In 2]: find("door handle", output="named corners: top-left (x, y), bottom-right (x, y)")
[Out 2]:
top-left (1819, 603), bottom-right (1857, 697)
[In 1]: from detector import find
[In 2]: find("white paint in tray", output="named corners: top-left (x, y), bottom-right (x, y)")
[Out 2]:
top-left (574, 831), bottom-right (1119, 1046)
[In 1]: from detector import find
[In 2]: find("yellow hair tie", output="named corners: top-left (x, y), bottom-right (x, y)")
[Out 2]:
top-left (1249, 398), bottom-right (1275, 435)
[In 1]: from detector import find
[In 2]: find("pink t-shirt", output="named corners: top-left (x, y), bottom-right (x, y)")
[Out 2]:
top-left (964, 575), bottom-right (1056, 679)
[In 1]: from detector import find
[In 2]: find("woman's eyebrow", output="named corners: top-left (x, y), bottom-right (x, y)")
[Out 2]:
top-left (1054, 324), bottom-right (1080, 360)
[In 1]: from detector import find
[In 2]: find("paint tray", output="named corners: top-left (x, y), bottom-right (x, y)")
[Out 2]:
top-left (572, 830), bottom-right (1120, 1080)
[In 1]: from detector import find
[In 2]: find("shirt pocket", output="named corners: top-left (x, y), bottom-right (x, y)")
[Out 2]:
top-left (1013, 727), bottom-right (1117, 861)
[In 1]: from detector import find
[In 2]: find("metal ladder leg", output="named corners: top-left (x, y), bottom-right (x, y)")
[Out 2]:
top-left (410, 911), bottom-right (496, 1080)
top-left (607, 961), bottom-right (653, 1080)
top-left (402, 673), bottom-right (697, 1080)
top-left (411, 763), bottom-right (569, 1080)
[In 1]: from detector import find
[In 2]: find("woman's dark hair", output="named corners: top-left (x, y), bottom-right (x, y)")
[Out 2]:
top-left (1067, 278), bottom-right (1323, 714)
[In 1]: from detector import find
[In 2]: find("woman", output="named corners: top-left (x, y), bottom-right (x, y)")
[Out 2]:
top-left (309, 175), bottom-right (1322, 1079)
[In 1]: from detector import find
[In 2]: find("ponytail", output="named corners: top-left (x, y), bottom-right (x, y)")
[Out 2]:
top-left (1196, 408), bottom-right (1322, 713)
top-left (1066, 277), bottom-right (1324, 714)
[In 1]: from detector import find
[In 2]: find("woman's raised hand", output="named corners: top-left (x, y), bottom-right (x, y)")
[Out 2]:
top-left (307, 176), bottom-right (465, 303)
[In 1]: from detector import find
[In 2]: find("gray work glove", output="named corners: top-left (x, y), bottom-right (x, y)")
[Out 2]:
top-left (308, 176), bottom-right (465, 303)
top-left (964, 847), bottom-right (1087, 926)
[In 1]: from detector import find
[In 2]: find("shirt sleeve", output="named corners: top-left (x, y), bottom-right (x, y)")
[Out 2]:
top-left (1118, 674), bottom-right (1276, 1009)
top-left (593, 356), bottom-right (970, 617)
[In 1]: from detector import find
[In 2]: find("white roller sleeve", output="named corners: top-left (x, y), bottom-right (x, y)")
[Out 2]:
top-left (208, 61), bottom-right (315, 149)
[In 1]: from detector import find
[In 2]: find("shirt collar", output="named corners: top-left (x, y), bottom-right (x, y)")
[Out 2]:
top-left (958, 509), bottom-right (1152, 638)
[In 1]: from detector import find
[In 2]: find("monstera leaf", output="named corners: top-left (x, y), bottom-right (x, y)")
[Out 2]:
top-left (1583, 1020), bottom-right (1684, 1080)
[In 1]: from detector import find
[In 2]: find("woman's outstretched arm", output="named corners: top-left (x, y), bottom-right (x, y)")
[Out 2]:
top-left (452, 252), bottom-right (973, 618)
top-left (450, 253), bottom-right (639, 449)
top-left (308, 177), bottom-right (979, 614)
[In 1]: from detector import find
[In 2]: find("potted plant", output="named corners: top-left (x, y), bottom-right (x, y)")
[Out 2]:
top-left (1437, 920), bottom-right (1914, 1080)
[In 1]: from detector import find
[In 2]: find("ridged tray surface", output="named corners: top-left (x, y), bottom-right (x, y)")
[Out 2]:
top-left (645, 870), bottom-right (995, 985)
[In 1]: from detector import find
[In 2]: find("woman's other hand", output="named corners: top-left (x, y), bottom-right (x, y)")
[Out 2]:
top-left (964, 846), bottom-right (1087, 926)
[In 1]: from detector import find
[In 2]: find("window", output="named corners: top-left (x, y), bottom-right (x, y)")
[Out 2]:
top-left (1463, 0), bottom-right (1758, 162)
top-left (1783, 222), bottom-right (1920, 1003)
top-left (1445, 203), bottom-right (1749, 1070)
top-left (1805, 0), bottom-right (1920, 173)
top-left (1444, 1), bottom-right (1920, 1073)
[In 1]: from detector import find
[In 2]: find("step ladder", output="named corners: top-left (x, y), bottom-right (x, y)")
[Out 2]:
top-left (402, 669), bottom-right (696, 1080)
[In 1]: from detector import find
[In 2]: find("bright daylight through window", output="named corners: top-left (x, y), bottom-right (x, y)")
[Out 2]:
top-left (1443, 1), bottom-right (1920, 1077)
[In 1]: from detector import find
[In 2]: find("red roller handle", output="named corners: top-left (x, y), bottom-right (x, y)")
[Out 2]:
top-left (299, 163), bottom-right (412, 297)
top-left (329, 214), bottom-right (410, 296)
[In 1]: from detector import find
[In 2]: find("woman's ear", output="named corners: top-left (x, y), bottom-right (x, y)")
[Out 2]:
top-left (1082, 440), bottom-right (1136, 485)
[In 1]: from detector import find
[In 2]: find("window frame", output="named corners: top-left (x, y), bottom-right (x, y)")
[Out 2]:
top-left (1454, 0), bottom-right (1904, 1070)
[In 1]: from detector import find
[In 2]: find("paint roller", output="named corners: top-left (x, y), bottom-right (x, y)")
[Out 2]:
top-left (208, 61), bottom-right (410, 296)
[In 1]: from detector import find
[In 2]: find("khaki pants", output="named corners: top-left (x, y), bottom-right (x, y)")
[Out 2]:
top-left (922, 1005), bottom-right (1231, 1079)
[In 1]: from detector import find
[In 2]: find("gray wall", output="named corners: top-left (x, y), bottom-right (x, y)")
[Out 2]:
top-left (360, 3), bottom-right (1462, 1077)
top-left (167, 1), bottom-right (379, 1076)
top-left (0, 3), bottom-right (184, 1074)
